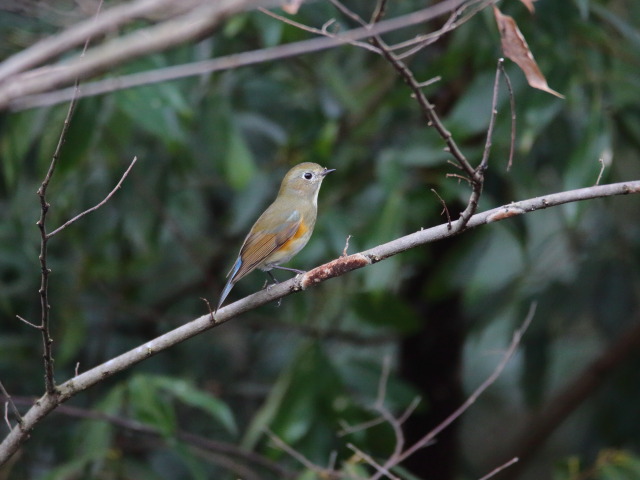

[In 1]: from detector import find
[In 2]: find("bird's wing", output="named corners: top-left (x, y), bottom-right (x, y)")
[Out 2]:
top-left (231, 209), bottom-right (302, 283)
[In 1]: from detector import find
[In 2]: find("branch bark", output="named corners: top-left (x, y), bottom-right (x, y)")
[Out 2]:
top-left (1, 179), bottom-right (638, 465)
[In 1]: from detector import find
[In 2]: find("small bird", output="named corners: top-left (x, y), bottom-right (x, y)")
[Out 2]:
top-left (216, 162), bottom-right (335, 312)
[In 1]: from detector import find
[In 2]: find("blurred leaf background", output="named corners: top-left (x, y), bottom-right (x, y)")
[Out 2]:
top-left (1, 0), bottom-right (640, 479)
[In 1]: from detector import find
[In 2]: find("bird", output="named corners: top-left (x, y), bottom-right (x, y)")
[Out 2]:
top-left (216, 162), bottom-right (335, 312)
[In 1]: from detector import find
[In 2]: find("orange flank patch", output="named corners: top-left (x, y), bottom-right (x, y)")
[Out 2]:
top-left (280, 221), bottom-right (308, 251)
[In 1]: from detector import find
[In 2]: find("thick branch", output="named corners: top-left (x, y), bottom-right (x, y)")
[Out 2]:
top-left (0, 179), bottom-right (638, 465)
top-left (0, 0), bottom-right (175, 81)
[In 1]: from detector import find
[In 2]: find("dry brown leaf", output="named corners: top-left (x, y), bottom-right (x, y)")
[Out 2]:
top-left (281, 0), bottom-right (303, 15)
top-left (519, 0), bottom-right (537, 14)
top-left (493, 6), bottom-right (564, 98)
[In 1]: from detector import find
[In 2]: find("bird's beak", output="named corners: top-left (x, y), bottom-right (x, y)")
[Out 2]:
top-left (322, 168), bottom-right (336, 177)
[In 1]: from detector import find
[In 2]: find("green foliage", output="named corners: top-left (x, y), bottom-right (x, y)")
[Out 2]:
top-left (0, 0), bottom-right (639, 479)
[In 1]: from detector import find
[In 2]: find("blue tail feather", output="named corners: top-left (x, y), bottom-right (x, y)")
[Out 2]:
top-left (216, 257), bottom-right (242, 312)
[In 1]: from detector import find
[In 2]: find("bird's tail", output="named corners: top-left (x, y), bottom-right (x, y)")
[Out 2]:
top-left (216, 257), bottom-right (242, 312)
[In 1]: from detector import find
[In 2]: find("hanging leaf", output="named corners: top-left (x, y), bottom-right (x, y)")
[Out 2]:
top-left (493, 6), bottom-right (564, 98)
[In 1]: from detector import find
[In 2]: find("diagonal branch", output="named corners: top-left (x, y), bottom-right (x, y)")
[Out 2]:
top-left (0, 179), bottom-right (638, 465)
top-left (35, 84), bottom-right (78, 395)
top-left (369, 303), bottom-right (537, 478)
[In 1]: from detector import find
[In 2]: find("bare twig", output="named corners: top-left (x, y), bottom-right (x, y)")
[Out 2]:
top-left (201, 297), bottom-right (216, 324)
top-left (596, 156), bottom-right (606, 185)
top-left (342, 235), bottom-right (352, 257)
top-left (370, 0), bottom-right (389, 24)
top-left (479, 58), bottom-right (503, 172)
top-left (362, 357), bottom-right (410, 476)
top-left (338, 416), bottom-right (386, 437)
top-left (0, 382), bottom-right (21, 429)
top-left (397, 397), bottom-right (422, 425)
top-left (347, 443), bottom-right (400, 480)
top-left (15, 314), bottom-right (40, 329)
top-left (47, 156), bottom-right (138, 238)
top-left (415, 76), bottom-right (441, 88)
top-left (258, 7), bottom-right (380, 53)
top-left (3, 403), bottom-right (8, 432)
top-left (391, 0), bottom-right (494, 59)
top-left (478, 457), bottom-right (519, 480)
top-left (431, 188), bottom-right (452, 230)
top-left (452, 57), bottom-right (505, 233)
top-left (446, 173), bottom-right (472, 184)
top-left (342, 356), bottom-right (421, 478)
top-left (265, 429), bottom-right (338, 478)
top-left (501, 63), bottom-right (516, 171)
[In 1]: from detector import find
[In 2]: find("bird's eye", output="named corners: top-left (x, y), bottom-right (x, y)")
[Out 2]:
top-left (303, 172), bottom-right (313, 180)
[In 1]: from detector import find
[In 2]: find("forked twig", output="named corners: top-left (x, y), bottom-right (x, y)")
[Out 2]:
top-left (31, 0), bottom-right (111, 394)
top-left (377, 303), bottom-right (537, 475)
top-left (47, 157), bottom-right (138, 238)
top-left (258, 8), bottom-right (380, 53)
top-left (451, 57), bottom-right (507, 232)
top-left (36, 86), bottom-right (79, 393)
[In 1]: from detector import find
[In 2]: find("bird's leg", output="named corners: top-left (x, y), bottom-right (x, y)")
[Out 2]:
top-left (263, 271), bottom-right (279, 289)
top-left (272, 265), bottom-right (306, 275)
top-left (262, 271), bottom-right (284, 308)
